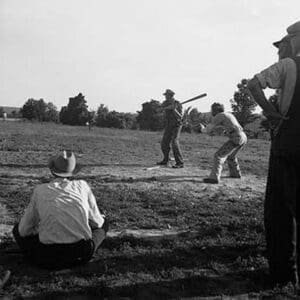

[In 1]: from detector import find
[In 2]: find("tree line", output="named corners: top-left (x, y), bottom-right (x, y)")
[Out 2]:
top-left (13, 79), bottom-right (266, 132)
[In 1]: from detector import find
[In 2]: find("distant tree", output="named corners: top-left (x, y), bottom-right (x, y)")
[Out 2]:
top-left (106, 111), bottom-right (137, 129)
top-left (230, 79), bottom-right (257, 126)
top-left (95, 104), bottom-right (137, 129)
top-left (35, 99), bottom-right (48, 121)
top-left (123, 112), bottom-right (138, 129)
top-left (0, 107), bottom-right (4, 117)
top-left (118, 112), bottom-right (138, 129)
top-left (20, 99), bottom-right (37, 120)
top-left (44, 102), bottom-right (59, 122)
top-left (59, 106), bottom-right (70, 124)
top-left (59, 93), bottom-right (89, 125)
top-left (95, 104), bottom-right (109, 127)
top-left (21, 99), bottom-right (58, 122)
top-left (105, 111), bottom-right (125, 128)
top-left (136, 100), bottom-right (164, 131)
top-left (87, 110), bottom-right (96, 124)
top-left (10, 110), bottom-right (19, 118)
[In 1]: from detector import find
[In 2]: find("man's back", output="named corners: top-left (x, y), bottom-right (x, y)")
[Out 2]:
top-left (20, 179), bottom-right (104, 244)
top-left (212, 112), bottom-right (242, 131)
top-left (209, 112), bottom-right (245, 145)
top-left (14, 150), bottom-right (108, 269)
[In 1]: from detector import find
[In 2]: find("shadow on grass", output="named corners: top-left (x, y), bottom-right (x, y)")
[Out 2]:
top-left (103, 270), bottom-right (269, 300)
top-left (0, 237), bottom-right (269, 299)
top-left (23, 270), bottom-right (269, 299)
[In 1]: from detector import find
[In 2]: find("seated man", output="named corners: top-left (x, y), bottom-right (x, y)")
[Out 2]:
top-left (12, 150), bottom-right (108, 269)
top-left (201, 103), bottom-right (247, 184)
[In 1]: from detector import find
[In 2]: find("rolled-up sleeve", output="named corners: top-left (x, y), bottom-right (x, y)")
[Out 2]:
top-left (255, 59), bottom-right (287, 90)
top-left (87, 185), bottom-right (105, 229)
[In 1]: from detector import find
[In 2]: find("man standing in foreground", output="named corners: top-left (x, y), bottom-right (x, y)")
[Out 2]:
top-left (157, 89), bottom-right (184, 168)
top-left (13, 150), bottom-right (108, 270)
top-left (201, 102), bottom-right (247, 184)
top-left (263, 33), bottom-right (294, 287)
top-left (247, 21), bottom-right (300, 287)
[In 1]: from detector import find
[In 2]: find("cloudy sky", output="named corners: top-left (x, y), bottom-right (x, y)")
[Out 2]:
top-left (0, 0), bottom-right (299, 113)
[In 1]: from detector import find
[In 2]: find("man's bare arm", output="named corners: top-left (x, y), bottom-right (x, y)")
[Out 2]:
top-left (247, 77), bottom-right (287, 119)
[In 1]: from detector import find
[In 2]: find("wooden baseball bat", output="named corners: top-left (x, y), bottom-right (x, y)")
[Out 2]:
top-left (180, 93), bottom-right (207, 104)
top-left (158, 93), bottom-right (207, 110)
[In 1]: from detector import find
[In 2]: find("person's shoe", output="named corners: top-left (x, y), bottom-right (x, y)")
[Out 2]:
top-left (172, 164), bottom-right (184, 169)
top-left (203, 177), bottom-right (219, 184)
top-left (156, 161), bottom-right (169, 166)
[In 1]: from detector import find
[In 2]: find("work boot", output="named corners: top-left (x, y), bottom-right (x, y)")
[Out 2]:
top-left (203, 177), bottom-right (219, 184)
top-left (172, 163), bottom-right (184, 169)
top-left (156, 160), bottom-right (169, 166)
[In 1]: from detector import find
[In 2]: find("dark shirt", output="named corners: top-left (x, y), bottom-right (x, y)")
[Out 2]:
top-left (273, 56), bottom-right (300, 151)
top-left (161, 99), bottom-right (183, 127)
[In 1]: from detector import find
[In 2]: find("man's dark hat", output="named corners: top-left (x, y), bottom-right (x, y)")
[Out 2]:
top-left (163, 89), bottom-right (175, 96)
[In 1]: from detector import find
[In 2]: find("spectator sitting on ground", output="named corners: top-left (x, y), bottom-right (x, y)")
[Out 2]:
top-left (12, 150), bottom-right (108, 270)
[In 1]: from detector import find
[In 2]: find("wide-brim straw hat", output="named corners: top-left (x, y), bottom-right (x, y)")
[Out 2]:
top-left (48, 151), bottom-right (81, 177)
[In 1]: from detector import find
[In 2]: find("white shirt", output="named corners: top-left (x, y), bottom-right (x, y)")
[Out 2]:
top-left (204, 112), bottom-right (246, 145)
top-left (19, 179), bottom-right (105, 244)
top-left (255, 56), bottom-right (300, 116)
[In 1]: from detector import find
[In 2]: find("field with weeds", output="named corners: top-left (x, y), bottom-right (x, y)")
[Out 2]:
top-left (0, 121), bottom-right (296, 299)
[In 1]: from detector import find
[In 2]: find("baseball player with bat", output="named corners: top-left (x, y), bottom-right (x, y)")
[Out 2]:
top-left (156, 89), bottom-right (207, 168)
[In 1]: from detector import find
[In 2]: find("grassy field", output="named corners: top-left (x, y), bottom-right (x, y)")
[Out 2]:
top-left (0, 121), bottom-right (296, 299)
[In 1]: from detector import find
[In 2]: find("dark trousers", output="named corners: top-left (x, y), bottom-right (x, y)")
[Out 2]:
top-left (13, 220), bottom-right (108, 270)
top-left (264, 149), bottom-right (300, 285)
top-left (161, 125), bottom-right (183, 165)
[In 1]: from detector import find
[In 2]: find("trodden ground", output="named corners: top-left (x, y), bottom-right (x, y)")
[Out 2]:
top-left (0, 121), bottom-right (297, 299)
